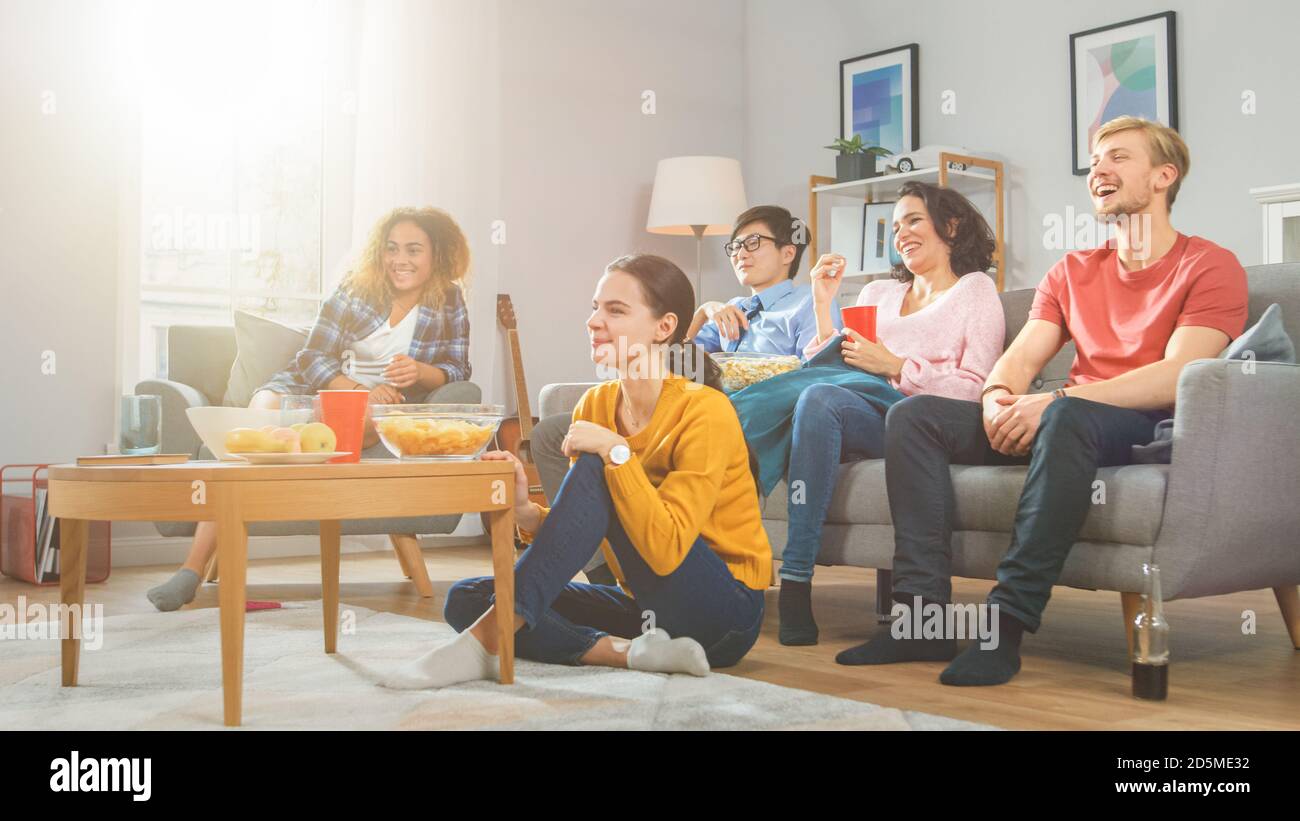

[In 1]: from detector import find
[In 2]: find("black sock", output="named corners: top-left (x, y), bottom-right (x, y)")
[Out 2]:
top-left (939, 608), bottom-right (1026, 686)
top-left (778, 579), bottom-right (819, 645)
top-left (835, 597), bottom-right (958, 665)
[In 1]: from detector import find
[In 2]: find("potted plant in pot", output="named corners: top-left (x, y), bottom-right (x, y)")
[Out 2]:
top-left (825, 135), bottom-right (892, 182)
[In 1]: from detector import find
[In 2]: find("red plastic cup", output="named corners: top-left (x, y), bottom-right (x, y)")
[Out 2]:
top-left (317, 390), bottom-right (370, 463)
top-left (841, 305), bottom-right (878, 343)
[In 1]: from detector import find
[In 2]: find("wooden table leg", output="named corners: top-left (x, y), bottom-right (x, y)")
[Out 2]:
top-left (59, 519), bottom-right (88, 687)
top-left (215, 495), bottom-right (248, 727)
top-left (1121, 591), bottom-right (1141, 658)
top-left (391, 535), bottom-right (413, 578)
top-left (389, 534), bottom-right (433, 597)
top-left (487, 507), bottom-right (517, 684)
top-left (321, 520), bottom-right (341, 653)
top-left (1274, 585), bottom-right (1300, 649)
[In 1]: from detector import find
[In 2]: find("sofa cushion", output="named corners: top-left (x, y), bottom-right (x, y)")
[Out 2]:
top-left (166, 325), bottom-right (238, 406)
top-left (999, 287), bottom-right (1076, 393)
top-left (223, 311), bottom-right (309, 407)
top-left (763, 459), bottom-right (1169, 546)
top-left (1220, 302), bottom-right (1295, 363)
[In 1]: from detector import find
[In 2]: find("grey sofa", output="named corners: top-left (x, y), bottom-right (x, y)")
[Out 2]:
top-left (134, 325), bottom-right (482, 588)
top-left (535, 263), bottom-right (1300, 651)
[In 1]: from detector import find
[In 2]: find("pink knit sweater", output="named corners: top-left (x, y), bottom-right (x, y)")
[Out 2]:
top-left (803, 272), bottom-right (1005, 401)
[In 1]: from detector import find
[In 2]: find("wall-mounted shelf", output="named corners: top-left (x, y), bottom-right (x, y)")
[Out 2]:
top-left (807, 152), bottom-right (1007, 290)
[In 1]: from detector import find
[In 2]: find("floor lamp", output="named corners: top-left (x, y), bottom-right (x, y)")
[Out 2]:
top-left (646, 156), bottom-right (748, 301)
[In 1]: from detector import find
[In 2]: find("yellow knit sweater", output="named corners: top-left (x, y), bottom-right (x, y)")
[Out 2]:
top-left (519, 375), bottom-right (772, 591)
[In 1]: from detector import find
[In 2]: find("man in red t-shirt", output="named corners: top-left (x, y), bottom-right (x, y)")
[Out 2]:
top-left (838, 117), bottom-right (1249, 684)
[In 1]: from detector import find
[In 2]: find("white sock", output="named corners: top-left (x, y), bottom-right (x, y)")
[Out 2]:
top-left (382, 629), bottom-right (499, 690)
top-left (626, 628), bottom-right (710, 677)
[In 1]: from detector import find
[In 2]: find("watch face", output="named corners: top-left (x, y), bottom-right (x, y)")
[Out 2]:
top-left (610, 445), bottom-right (631, 464)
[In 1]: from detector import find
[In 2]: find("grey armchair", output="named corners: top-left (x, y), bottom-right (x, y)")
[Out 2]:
top-left (134, 324), bottom-right (484, 596)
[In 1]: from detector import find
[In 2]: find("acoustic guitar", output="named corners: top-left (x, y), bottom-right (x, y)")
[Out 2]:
top-left (491, 294), bottom-right (547, 508)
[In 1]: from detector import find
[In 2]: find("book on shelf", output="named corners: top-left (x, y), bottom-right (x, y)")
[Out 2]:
top-left (33, 489), bottom-right (59, 584)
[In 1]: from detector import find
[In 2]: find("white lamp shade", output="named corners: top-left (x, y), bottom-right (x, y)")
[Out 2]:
top-left (646, 156), bottom-right (748, 236)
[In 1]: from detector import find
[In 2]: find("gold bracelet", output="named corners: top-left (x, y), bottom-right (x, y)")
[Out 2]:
top-left (980, 383), bottom-right (1012, 400)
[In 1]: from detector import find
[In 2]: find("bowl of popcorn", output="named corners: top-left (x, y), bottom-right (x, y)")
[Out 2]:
top-left (710, 352), bottom-right (801, 393)
top-left (370, 404), bottom-right (505, 460)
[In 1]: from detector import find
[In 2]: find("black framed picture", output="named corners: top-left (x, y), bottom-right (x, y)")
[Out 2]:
top-left (839, 44), bottom-right (919, 169)
top-left (1069, 12), bottom-right (1178, 175)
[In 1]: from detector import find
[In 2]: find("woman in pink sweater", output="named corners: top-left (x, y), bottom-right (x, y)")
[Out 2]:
top-left (779, 181), bottom-right (1005, 645)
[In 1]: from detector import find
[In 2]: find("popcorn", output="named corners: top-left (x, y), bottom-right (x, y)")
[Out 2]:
top-left (712, 353), bottom-right (800, 392)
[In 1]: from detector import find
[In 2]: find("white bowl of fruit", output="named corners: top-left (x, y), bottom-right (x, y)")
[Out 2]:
top-left (186, 407), bottom-right (346, 463)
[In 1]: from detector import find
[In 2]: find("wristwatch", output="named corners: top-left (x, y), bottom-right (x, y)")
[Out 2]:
top-left (607, 444), bottom-right (631, 466)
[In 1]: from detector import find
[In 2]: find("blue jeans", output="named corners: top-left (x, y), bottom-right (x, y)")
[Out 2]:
top-left (780, 383), bottom-right (888, 582)
top-left (445, 453), bottom-right (766, 668)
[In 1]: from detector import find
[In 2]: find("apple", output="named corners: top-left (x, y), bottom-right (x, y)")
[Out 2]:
top-left (225, 427), bottom-right (275, 454)
top-left (299, 421), bottom-right (337, 454)
top-left (267, 426), bottom-right (301, 453)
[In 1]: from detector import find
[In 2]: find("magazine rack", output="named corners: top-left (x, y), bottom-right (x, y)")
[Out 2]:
top-left (0, 464), bottom-right (110, 585)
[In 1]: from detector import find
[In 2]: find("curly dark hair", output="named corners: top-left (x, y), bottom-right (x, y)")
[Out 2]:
top-left (889, 181), bottom-right (994, 283)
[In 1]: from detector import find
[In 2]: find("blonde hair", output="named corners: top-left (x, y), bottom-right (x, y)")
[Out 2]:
top-left (1092, 116), bottom-right (1190, 209)
top-left (343, 207), bottom-right (471, 311)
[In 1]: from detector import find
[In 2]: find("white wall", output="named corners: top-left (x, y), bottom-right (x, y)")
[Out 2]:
top-left (495, 0), bottom-right (747, 404)
top-left (743, 0), bottom-right (1300, 291)
top-left (0, 0), bottom-right (121, 465)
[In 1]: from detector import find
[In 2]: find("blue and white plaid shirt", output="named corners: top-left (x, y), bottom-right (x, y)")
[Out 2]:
top-left (291, 283), bottom-right (471, 389)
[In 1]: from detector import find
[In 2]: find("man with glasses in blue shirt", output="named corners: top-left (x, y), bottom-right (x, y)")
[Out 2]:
top-left (685, 205), bottom-right (840, 358)
top-left (530, 205), bottom-right (840, 585)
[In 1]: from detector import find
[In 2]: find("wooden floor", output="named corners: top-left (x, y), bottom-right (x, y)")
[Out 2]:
top-left (5, 543), bottom-right (1297, 730)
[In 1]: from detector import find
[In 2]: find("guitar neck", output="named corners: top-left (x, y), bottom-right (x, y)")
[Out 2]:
top-left (508, 328), bottom-right (534, 440)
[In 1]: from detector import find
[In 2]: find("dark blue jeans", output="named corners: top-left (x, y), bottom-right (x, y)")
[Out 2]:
top-left (445, 453), bottom-right (766, 668)
top-left (781, 383), bottom-right (887, 582)
top-left (885, 394), bottom-right (1164, 632)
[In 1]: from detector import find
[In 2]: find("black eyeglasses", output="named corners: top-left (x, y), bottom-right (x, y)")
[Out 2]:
top-left (724, 233), bottom-right (779, 257)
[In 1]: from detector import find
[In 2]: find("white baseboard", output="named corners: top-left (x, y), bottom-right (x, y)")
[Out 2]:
top-left (109, 533), bottom-right (490, 568)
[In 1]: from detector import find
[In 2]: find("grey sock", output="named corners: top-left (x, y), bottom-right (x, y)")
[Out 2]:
top-left (146, 569), bottom-right (201, 612)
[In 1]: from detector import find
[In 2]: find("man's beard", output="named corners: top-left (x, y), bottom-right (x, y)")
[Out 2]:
top-left (1095, 185), bottom-right (1152, 222)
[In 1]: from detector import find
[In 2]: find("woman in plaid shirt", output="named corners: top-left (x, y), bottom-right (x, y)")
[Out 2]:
top-left (145, 206), bottom-right (473, 612)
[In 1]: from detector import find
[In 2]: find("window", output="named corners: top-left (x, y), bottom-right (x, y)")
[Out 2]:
top-left (127, 0), bottom-right (326, 380)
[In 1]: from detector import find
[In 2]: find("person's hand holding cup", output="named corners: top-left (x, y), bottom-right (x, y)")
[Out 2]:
top-left (840, 304), bottom-right (878, 343)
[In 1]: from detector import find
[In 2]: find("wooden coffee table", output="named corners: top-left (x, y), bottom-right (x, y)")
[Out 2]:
top-left (47, 459), bottom-right (517, 727)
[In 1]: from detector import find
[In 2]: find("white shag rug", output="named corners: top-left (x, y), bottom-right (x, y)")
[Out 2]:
top-left (0, 602), bottom-right (997, 730)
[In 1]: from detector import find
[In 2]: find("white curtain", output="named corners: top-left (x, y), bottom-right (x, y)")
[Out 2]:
top-left (341, 0), bottom-right (504, 406)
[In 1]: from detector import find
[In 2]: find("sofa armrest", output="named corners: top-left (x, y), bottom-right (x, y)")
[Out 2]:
top-left (135, 378), bottom-right (210, 458)
top-left (1155, 359), bottom-right (1300, 599)
top-left (420, 380), bottom-right (482, 404)
top-left (538, 382), bottom-right (601, 419)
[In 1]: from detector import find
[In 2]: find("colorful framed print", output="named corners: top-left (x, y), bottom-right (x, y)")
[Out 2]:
top-left (840, 44), bottom-right (918, 171)
top-left (1069, 12), bottom-right (1178, 175)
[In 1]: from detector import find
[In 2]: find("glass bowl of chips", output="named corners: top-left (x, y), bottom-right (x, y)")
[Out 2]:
top-left (710, 352), bottom-right (801, 393)
top-left (370, 404), bottom-right (505, 460)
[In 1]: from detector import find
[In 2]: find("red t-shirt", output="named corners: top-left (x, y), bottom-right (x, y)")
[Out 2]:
top-left (1029, 233), bottom-right (1248, 385)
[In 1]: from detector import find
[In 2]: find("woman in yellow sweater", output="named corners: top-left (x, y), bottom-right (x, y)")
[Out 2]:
top-left (384, 254), bottom-right (771, 688)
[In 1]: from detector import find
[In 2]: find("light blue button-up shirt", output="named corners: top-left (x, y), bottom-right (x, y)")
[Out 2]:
top-left (693, 279), bottom-right (841, 361)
